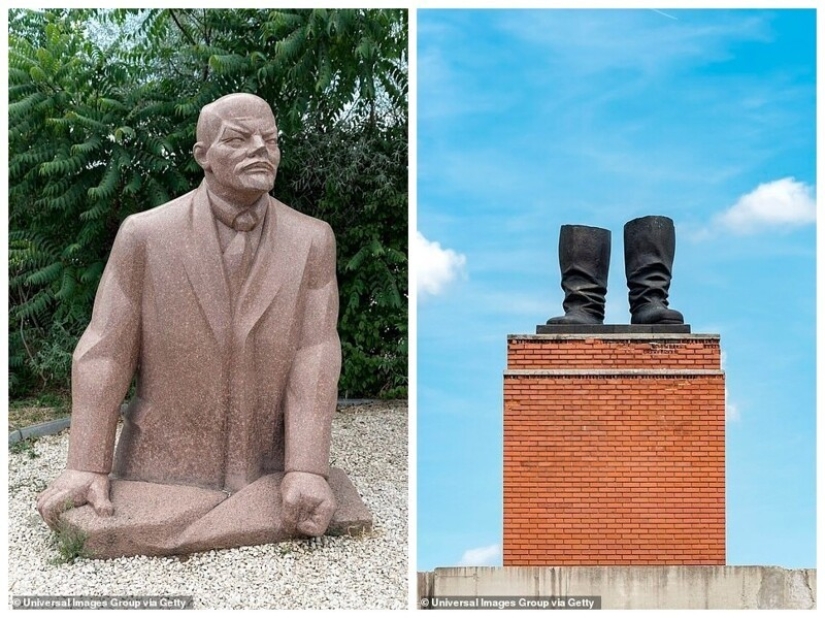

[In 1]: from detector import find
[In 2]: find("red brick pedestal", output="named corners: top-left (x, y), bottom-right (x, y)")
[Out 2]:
top-left (503, 333), bottom-right (725, 566)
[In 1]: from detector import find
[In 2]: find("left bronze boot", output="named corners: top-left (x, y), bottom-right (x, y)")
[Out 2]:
top-left (546, 224), bottom-right (611, 325)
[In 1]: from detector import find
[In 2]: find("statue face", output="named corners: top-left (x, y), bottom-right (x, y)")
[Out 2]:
top-left (200, 98), bottom-right (281, 200)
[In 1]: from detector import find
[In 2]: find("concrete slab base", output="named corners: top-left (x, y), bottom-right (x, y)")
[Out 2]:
top-left (59, 467), bottom-right (372, 559)
top-left (419, 566), bottom-right (816, 609)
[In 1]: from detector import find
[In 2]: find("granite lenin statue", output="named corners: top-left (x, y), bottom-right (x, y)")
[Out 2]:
top-left (36, 93), bottom-right (371, 558)
top-left (547, 215), bottom-right (684, 325)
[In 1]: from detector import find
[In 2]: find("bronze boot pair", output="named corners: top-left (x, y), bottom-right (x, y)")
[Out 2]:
top-left (547, 216), bottom-right (684, 325)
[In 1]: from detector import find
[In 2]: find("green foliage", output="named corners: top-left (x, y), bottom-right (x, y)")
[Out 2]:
top-left (279, 122), bottom-right (407, 398)
top-left (9, 391), bottom-right (69, 411)
top-left (9, 8), bottom-right (407, 399)
top-left (50, 519), bottom-right (91, 564)
top-left (10, 437), bottom-right (40, 459)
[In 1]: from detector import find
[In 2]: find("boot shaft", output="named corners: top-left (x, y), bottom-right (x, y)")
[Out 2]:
top-left (623, 215), bottom-right (683, 324)
top-left (548, 225), bottom-right (611, 324)
top-left (624, 215), bottom-right (675, 302)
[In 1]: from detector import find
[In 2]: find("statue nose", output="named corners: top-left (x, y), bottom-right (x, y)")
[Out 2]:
top-left (249, 134), bottom-right (266, 153)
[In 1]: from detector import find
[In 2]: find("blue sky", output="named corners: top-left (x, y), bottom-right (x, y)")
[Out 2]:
top-left (416, 9), bottom-right (816, 571)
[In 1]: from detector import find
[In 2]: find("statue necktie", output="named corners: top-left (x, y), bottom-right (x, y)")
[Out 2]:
top-left (224, 210), bottom-right (257, 303)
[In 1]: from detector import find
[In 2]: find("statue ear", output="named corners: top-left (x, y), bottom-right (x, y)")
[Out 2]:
top-left (193, 142), bottom-right (211, 172)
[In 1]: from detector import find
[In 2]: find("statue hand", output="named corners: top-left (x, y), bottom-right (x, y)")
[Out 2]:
top-left (36, 470), bottom-right (114, 529)
top-left (281, 471), bottom-right (336, 537)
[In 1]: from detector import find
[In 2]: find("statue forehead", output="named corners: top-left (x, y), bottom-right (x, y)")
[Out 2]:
top-left (208, 94), bottom-right (275, 125)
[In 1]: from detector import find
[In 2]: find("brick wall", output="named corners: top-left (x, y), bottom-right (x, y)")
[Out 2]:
top-left (503, 334), bottom-right (725, 566)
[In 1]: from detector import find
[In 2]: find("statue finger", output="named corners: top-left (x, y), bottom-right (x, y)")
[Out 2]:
top-left (36, 486), bottom-right (58, 513)
top-left (39, 490), bottom-right (71, 528)
top-left (88, 483), bottom-right (114, 517)
top-left (280, 495), bottom-right (300, 532)
top-left (297, 518), bottom-right (324, 537)
top-left (297, 498), bottom-right (335, 537)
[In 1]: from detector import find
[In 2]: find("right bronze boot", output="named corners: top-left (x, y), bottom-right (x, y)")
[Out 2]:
top-left (624, 215), bottom-right (684, 325)
top-left (547, 225), bottom-right (611, 325)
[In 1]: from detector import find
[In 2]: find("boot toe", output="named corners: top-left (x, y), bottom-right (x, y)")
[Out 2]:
top-left (631, 304), bottom-right (684, 325)
top-left (547, 310), bottom-right (604, 325)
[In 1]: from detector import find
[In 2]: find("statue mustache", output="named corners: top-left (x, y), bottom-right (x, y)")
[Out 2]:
top-left (237, 160), bottom-right (276, 173)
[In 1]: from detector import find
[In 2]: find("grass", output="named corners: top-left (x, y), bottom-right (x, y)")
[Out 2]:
top-left (8, 395), bottom-right (400, 432)
top-left (9, 437), bottom-right (39, 459)
top-left (9, 392), bottom-right (70, 432)
top-left (277, 542), bottom-right (295, 556)
top-left (50, 516), bottom-right (91, 565)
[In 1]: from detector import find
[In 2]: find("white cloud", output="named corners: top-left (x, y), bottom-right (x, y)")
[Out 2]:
top-left (415, 232), bottom-right (467, 297)
top-left (715, 177), bottom-right (816, 234)
top-left (457, 544), bottom-right (501, 567)
top-left (498, 10), bottom-right (771, 78)
top-left (720, 354), bottom-right (740, 423)
top-left (725, 388), bottom-right (740, 423)
top-left (725, 391), bottom-right (742, 423)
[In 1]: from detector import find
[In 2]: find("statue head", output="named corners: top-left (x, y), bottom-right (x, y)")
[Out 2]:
top-left (193, 93), bottom-right (280, 205)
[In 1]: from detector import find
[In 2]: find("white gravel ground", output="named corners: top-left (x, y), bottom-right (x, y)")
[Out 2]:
top-left (8, 402), bottom-right (408, 610)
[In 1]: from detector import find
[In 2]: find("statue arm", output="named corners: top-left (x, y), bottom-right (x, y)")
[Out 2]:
top-left (38, 216), bottom-right (144, 527)
top-left (281, 221), bottom-right (340, 536)
top-left (67, 216), bottom-right (144, 474)
top-left (283, 221), bottom-right (341, 479)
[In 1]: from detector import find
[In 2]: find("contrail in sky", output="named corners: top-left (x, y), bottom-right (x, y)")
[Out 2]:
top-left (651, 9), bottom-right (679, 20)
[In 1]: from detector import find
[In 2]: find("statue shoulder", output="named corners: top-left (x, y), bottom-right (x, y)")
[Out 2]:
top-left (268, 196), bottom-right (335, 241)
top-left (118, 190), bottom-right (198, 239)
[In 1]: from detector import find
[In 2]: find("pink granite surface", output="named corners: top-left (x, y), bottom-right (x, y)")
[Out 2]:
top-left (37, 94), bottom-right (371, 556)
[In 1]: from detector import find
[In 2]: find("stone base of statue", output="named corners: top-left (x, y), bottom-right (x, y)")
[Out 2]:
top-left (537, 323), bottom-right (691, 334)
top-left (58, 468), bottom-right (372, 559)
